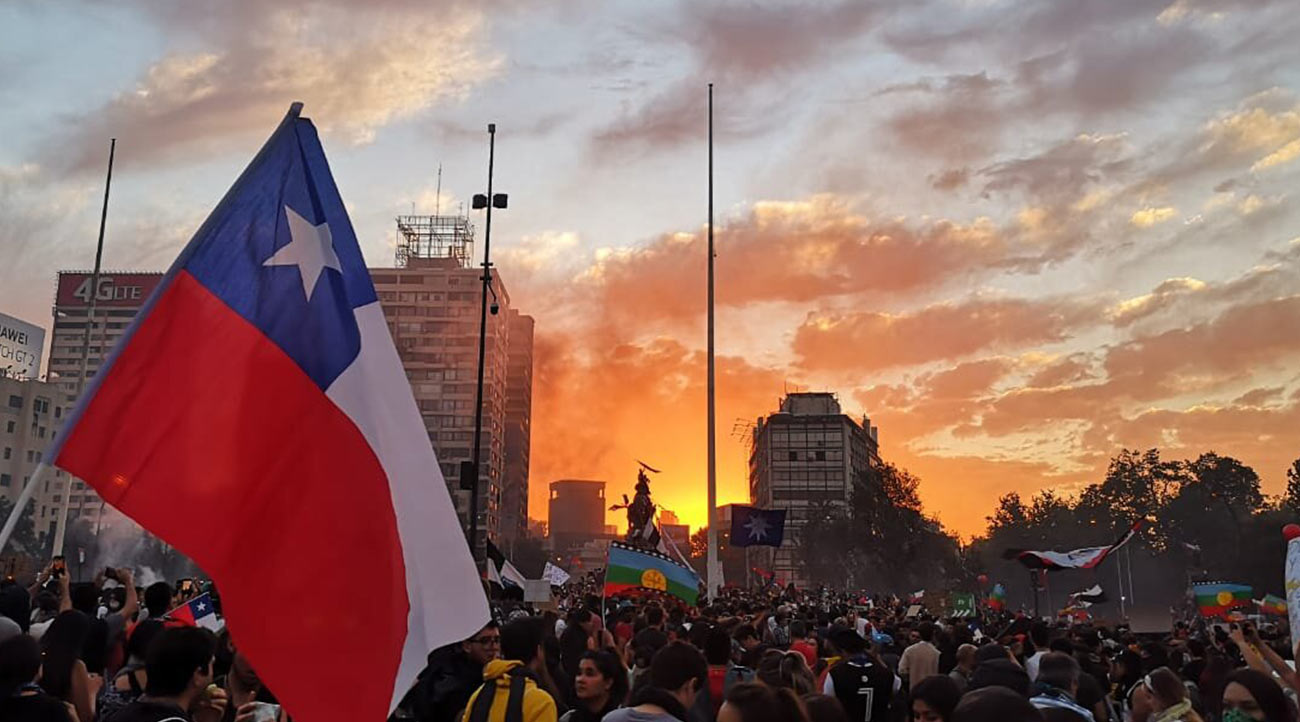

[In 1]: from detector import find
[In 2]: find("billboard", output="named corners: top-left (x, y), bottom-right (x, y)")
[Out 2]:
top-left (0, 313), bottom-right (45, 379)
top-left (55, 272), bottom-right (164, 308)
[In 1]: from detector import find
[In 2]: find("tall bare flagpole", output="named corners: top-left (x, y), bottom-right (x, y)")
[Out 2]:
top-left (706, 84), bottom-right (720, 599)
top-left (52, 137), bottom-right (116, 558)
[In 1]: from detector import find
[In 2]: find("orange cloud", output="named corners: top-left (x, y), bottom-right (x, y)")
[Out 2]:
top-left (793, 297), bottom-right (1102, 372)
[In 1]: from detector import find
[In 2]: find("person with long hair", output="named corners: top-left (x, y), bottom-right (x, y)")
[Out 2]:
top-left (1221, 670), bottom-right (1296, 722)
top-left (41, 610), bottom-right (100, 722)
top-left (0, 634), bottom-right (74, 722)
top-left (560, 609), bottom-right (599, 705)
top-left (718, 682), bottom-right (810, 722)
top-left (1131, 668), bottom-right (1203, 722)
top-left (560, 651), bottom-right (628, 722)
top-left (757, 651), bottom-right (816, 696)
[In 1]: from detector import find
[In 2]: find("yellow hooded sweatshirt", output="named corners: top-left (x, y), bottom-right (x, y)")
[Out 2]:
top-left (462, 660), bottom-right (558, 722)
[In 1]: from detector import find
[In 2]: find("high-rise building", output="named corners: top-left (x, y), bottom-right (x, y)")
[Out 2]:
top-left (501, 310), bottom-right (534, 546)
top-left (0, 373), bottom-right (79, 549)
top-left (371, 214), bottom-right (533, 549)
top-left (49, 273), bottom-right (164, 399)
top-left (548, 479), bottom-right (608, 555)
top-left (657, 510), bottom-right (690, 558)
top-left (749, 392), bottom-right (880, 587)
top-left (44, 272), bottom-right (164, 535)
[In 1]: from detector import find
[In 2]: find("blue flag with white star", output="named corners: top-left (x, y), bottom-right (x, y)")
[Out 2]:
top-left (730, 505), bottom-right (786, 547)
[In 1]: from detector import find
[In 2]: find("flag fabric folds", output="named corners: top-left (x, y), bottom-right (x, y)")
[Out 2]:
top-left (1256, 594), bottom-right (1287, 616)
top-left (1193, 583), bottom-right (1253, 618)
top-left (729, 505), bottom-right (787, 548)
top-left (166, 592), bottom-right (222, 632)
top-left (46, 104), bottom-right (489, 722)
top-left (604, 541), bottom-right (700, 604)
top-left (1004, 523), bottom-right (1139, 570)
top-left (487, 539), bottom-right (527, 589)
top-left (1070, 584), bottom-right (1107, 605)
top-left (988, 583), bottom-right (1006, 611)
top-left (542, 562), bottom-right (571, 587)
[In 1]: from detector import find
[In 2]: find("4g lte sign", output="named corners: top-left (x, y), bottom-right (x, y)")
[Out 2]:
top-left (56, 272), bottom-right (163, 308)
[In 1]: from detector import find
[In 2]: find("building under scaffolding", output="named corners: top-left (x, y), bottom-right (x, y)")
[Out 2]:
top-left (395, 214), bottom-right (475, 268)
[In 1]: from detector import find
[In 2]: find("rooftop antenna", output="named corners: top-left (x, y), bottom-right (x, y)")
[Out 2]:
top-left (435, 163), bottom-right (443, 217)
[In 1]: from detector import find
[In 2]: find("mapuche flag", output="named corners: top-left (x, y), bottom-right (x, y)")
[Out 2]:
top-left (47, 104), bottom-right (489, 721)
top-left (604, 541), bottom-right (700, 604)
top-left (1003, 522), bottom-right (1140, 570)
top-left (1193, 583), bottom-right (1253, 618)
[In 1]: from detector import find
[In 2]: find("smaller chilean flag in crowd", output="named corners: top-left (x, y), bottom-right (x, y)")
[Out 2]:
top-left (167, 592), bottom-right (222, 631)
top-left (730, 505), bottom-right (787, 547)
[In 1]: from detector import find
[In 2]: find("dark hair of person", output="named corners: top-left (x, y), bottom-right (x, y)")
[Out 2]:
top-left (1146, 668), bottom-right (1189, 707)
top-left (145, 627), bottom-right (216, 696)
top-left (1225, 669), bottom-right (1295, 722)
top-left (1036, 653), bottom-right (1081, 692)
top-left (758, 651), bottom-right (816, 695)
top-left (790, 620), bottom-right (808, 639)
top-left (724, 681), bottom-right (811, 722)
top-left (502, 616), bottom-right (546, 664)
top-left (705, 627), bottom-right (734, 666)
top-left (802, 694), bottom-right (850, 722)
top-left (127, 619), bottom-right (166, 661)
top-left (40, 610), bottom-right (92, 700)
top-left (582, 650), bottom-right (630, 707)
top-left (1197, 653), bottom-right (1230, 713)
top-left (646, 606), bottom-right (665, 627)
top-left (0, 581), bottom-right (32, 633)
top-left (1029, 623), bottom-right (1049, 649)
top-left (952, 686), bottom-right (1043, 722)
top-left (145, 582), bottom-right (174, 617)
top-left (0, 634), bottom-right (42, 698)
top-left (1048, 639), bottom-right (1075, 655)
top-left (69, 583), bottom-right (98, 616)
top-left (918, 622), bottom-right (936, 643)
top-left (911, 675), bottom-right (962, 722)
top-left (650, 641), bottom-right (708, 692)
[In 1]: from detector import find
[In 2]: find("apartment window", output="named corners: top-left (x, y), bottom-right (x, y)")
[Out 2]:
top-left (788, 451), bottom-right (798, 461)
top-left (38, 426), bottom-right (46, 438)
top-left (6, 395), bottom-right (20, 409)
top-left (5, 421), bottom-right (13, 433)
top-left (2, 447), bottom-right (8, 460)
top-left (0, 474), bottom-right (9, 487)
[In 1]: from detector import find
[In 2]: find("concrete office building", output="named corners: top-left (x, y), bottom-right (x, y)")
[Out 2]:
top-left (42, 272), bottom-right (164, 536)
top-left (548, 479), bottom-right (608, 555)
top-left (501, 310), bottom-right (534, 546)
top-left (749, 392), bottom-right (881, 587)
top-left (371, 214), bottom-right (533, 548)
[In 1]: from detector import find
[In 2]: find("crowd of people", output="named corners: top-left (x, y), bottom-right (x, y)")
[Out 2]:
top-left (0, 561), bottom-right (283, 722)
top-left (392, 582), bottom-right (1300, 722)
top-left (3, 560), bottom-right (1299, 722)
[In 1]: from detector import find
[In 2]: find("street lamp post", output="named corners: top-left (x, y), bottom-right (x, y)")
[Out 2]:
top-left (465, 123), bottom-right (508, 565)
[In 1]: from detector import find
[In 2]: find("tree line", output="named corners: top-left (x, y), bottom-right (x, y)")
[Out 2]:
top-left (791, 449), bottom-right (1300, 617)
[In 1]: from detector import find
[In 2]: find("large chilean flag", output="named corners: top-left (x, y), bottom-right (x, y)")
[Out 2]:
top-left (48, 104), bottom-right (489, 721)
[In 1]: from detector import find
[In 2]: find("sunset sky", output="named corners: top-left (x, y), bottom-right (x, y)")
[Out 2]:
top-left (3, 0), bottom-right (1299, 538)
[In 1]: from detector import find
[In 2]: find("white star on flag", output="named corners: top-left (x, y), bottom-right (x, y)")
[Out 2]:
top-left (263, 205), bottom-right (341, 299)
top-left (196, 601), bottom-right (207, 612)
top-left (744, 512), bottom-right (771, 541)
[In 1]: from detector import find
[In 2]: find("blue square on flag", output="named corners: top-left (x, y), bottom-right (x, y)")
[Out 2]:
top-left (730, 505), bottom-right (786, 547)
